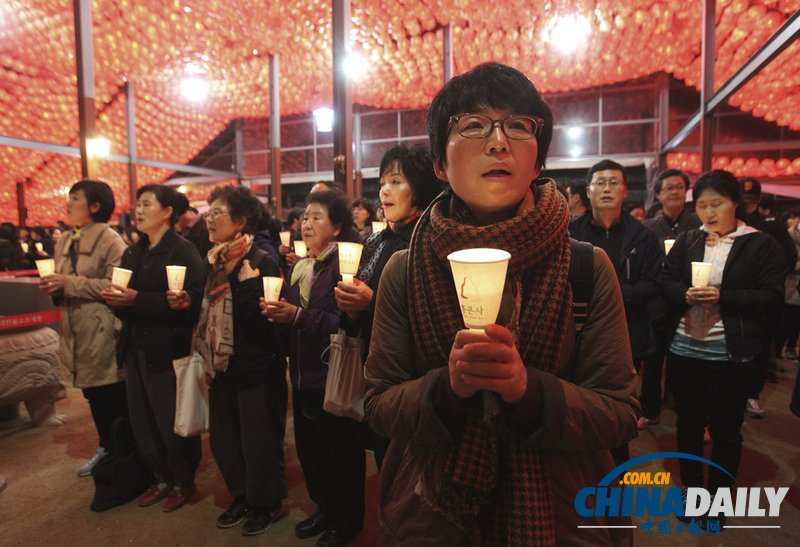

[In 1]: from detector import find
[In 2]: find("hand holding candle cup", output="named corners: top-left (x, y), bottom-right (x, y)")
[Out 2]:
top-left (447, 248), bottom-right (511, 331)
top-left (338, 242), bottom-right (364, 285)
top-left (691, 262), bottom-right (713, 287)
top-left (111, 267), bottom-right (133, 293)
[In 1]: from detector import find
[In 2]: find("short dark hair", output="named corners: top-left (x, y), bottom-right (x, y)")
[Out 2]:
top-left (70, 179), bottom-right (116, 223)
top-left (137, 184), bottom-right (180, 225)
top-left (207, 185), bottom-right (263, 234)
top-left (654, 169), bottom-right (690, 194)
top-left (587, 160), bottom-right (627, 186)
top-left (287, 207), bottom-right (304, 224)
top-left (379, 143), bottom-right (443, 210)
top-left (567, 180), bottom-right (590, 208)
top-left (306, 190), bottom-right (353, 242)
top-left (427, 62), bottom-right (553, 171)
top-left (645, 202), bottom-right (663, 220)
top-left (693, 170), bottom-right (748, 221)
top-left (173, 192), bottom-right (190, 217)
top-left (351, 198), bottom-right (377, 223)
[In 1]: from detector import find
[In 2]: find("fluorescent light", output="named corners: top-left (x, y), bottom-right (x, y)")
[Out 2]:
top-left (313, 108), bottom-right (334, 132)
top-left (345, 54), bottom-right (369, 80)
top-left (87, 137), bottom-right (110, 157)
top-left (180, 76), bottom-right (210, 103)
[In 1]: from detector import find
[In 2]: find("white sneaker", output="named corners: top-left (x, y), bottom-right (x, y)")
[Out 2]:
top-left (77, 447), bottom-right (107, 477)
top-left (746, 399), bottom-right (764, 419)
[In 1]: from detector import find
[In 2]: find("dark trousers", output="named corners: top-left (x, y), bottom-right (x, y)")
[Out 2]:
top-left (669, 353), bottom-right (750, 492)
top-left (639, 321), bottom-right (674, 419)
top-left (209, 379), bottom-right (288, 509)
top-left (82, 381), bottom-right (128, 449)
top-left (126, 348), bottom-right (201, 487)
top-left (293, 388), bottom-right (365, 529)
top-left (775, 303), bottom-right (800, 357)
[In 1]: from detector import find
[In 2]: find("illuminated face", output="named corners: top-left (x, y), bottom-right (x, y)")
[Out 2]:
top-left (434, 107), bottom-right (540, 225)
top-left (302, 203), bottom-right (340, 257)
top-left (66, 190), bottom-right (97, 228)
top-left (695, 189), bottom-right (738, 235)
top-left (657, 175), bottom-right (688, 210)
top-left (587, 169), bottom-right (627, 213)
top-left (136, 191), bottom-right (173, 236)
top-left (206, 198), bottom-right (245, 244)
top-left (380, 163), bottom-right (418, 222)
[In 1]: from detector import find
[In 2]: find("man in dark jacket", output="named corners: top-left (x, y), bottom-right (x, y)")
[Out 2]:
top-left (570, 159), bottom-right (663, 464)
top-left (740, 177), bottom-right (797, 417)
top-left (640, 169), bottom-right (702, 429)
top-left (174, 192), bottom-right (213, 259)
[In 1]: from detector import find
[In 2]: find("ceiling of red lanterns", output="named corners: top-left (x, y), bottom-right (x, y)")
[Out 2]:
top-left (1, 0), bottom-right (800, 224)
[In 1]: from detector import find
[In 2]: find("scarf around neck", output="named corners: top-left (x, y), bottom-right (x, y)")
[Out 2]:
top-left (409, 180), bottom-right (571, 546)
top-left (290, 242), bottom-right (337, 308)
top-left (192, 233), bottom-right (252, 375)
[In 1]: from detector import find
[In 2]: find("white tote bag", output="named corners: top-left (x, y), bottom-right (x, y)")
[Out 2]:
top-left (321, 329), bottom-right (367, 421)
top-left (173, 352), bottom-right (209, 437)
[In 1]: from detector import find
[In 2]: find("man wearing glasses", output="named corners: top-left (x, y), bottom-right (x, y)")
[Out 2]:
top-left (569, 159), bottom-right (663, 464)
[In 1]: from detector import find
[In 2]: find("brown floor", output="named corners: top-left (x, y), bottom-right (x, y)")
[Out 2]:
top-left (1, 363), bottom-right (799, 546)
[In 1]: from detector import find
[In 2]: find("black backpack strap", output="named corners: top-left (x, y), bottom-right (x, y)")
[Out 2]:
top-left (569, 239), bottom-right (594, 335)
top-left (249, 247), bottom-right (268, 267)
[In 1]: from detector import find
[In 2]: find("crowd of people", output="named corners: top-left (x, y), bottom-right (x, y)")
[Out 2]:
top-left (0, 62), bottom-right (798, 545)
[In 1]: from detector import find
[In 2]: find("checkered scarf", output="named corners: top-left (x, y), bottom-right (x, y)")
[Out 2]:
top-left (410, 180), bottom-right (571, 546)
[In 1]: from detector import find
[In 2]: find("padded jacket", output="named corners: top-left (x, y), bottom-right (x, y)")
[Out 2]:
top-left (364, 248), bottom-right (640, 547)
top-left (661, 228), bottom-right (786, 358)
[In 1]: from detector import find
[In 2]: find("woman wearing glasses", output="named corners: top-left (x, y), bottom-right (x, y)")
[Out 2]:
top-left (103, 184), bottom-right (205, 512)
top-left (363, 63), bottom-right (639, 545)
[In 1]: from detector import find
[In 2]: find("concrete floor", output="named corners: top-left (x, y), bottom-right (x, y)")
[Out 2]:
top-left (1, 364), bottom-right (799, 546)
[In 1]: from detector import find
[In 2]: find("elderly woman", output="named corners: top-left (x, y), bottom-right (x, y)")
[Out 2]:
top-left (363, 63), bottom-right (639, 546)
top-left (335, 144), bottom-right (442, 470)
top-left (183, 185), bottom-right (289, 536)
top-left (351, 197), bottom-right (376, 241)
top-left (261, 190), bottom-right (364, 547)
top-left (662, 170), bottom-right (785, 526)
top-left (102, 184), bottom-right (204, 512)
top-left (38, 180), bottom-right (128, 477)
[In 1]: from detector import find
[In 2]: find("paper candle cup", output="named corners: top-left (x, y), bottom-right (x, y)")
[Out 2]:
top-left (294, 240), bottom-right (307, 257)
top-left (691, 262), bottom-right (713, 287)
top-left (279, 231), bottom-right (291, 247)
top-left (338, 242), bottom-right (364, 285)
top-left (35, 258), bottom-right (55, 277)
top-left (166, 265), bottom-right (187, 291)
top-left (262, 276), bottom-right (283, 307)
top-left (21, 242), bottom-right (29, 253)
top-left (35, 242), bottom-right (44, 252)
top-left (447, 248), bottom-right (511, 331)
top-left (664, 239), bottom-right (675, 255)
top-left (111, 267), bottom-right (133, 293)
top-left (372, 221), bottom-right (387, 233)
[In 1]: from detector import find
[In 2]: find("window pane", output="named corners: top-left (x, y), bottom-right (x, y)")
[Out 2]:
top-left (717, 113), bottom-right (781, 144)
top-left (362, 141), bottom-right (399, 169)
top-left (401, 110), bottom-right (427, 138)
top-left (316, 127), bottom-right (333, 145)
top-left (361, 112), bottom-right (397, 141)
top-left (603, 88), bottom-right (658, 121)
top-left (549, 126), bottom-right (599, 158)
top-left (601, 122), bottom-right (657, 154)
top-left (316, 147), bottom-right (334, 172)
top-left (281, 149), bottom-right (314, 174)
top-left (243, 125), bottom-right (268, 151)
top-left (282, 121), bottom-right (313, 148)
top-left (243, 152), bottom-right (269, 177)
top-left (546, 93), bottom-right (599, 125)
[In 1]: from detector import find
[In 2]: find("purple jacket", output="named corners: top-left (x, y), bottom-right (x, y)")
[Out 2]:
top-left (285, 252), bottom-right (342, 390)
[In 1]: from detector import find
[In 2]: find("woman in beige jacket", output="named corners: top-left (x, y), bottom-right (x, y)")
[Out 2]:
top-left (39, 180), bottom-right (128, 477)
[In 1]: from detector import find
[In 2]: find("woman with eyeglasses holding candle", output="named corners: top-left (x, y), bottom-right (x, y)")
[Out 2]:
top-left (102, 184), bottom-right (204, 513)
top-left (39, 180), bottom-right (127, 476)
top-left (362, 63), bottom-right (639, 546)
top-left (334, 144), bottom-right (442, 471)
top-left (260, 190), bottom-right (365, 547)
top-left (182, 185), bottom-right (289, 536)
top-left (661, 170), bottom-right (785, 524)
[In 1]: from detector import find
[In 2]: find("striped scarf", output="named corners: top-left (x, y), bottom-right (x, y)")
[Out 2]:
top-left (409, 180), bottom-right (571, 546)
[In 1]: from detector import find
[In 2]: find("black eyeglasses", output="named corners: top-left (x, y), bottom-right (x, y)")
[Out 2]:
top-left (448, 114), bottom-right (545, 140)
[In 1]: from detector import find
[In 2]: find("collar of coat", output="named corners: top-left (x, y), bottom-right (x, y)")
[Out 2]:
top-left (61, 222), bottom-right (110, 256)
